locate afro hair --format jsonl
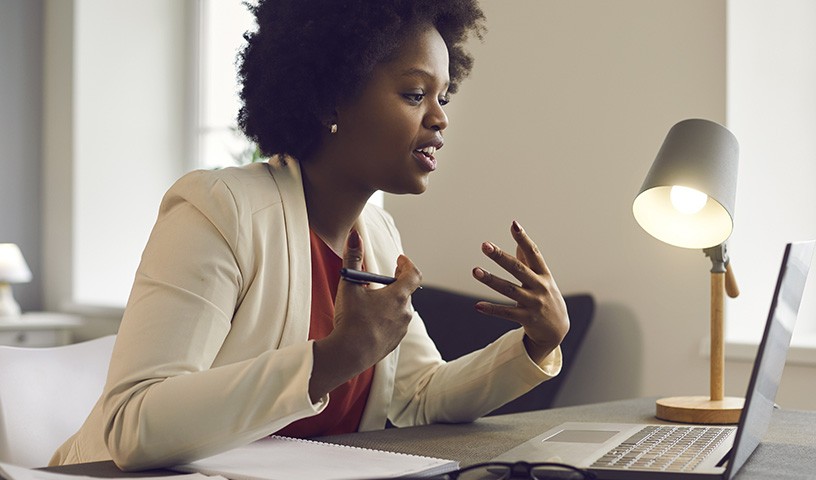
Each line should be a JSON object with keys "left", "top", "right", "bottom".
{"left": 237, "top": 0, "right": 486, "bottom": 161}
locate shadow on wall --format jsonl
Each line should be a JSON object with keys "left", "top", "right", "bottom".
{"left": 552, "top": 301, "right": 644, "bottom": 407}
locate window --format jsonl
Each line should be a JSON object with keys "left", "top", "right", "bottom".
{"left": 53, "top": 0, "right": 381, "bottom": 313}
{"left": 197, "top": 0, "right": 257, "bottom": 170}
{"left": 68, "top": 0, "right": 255, "bottom": 310}
{"left": 69, "top": 0, "right": 189, "bottom": 309}
{"left": 726, "top": 0, "right": 816, "bottom": 347}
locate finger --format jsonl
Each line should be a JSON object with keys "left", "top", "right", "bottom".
{"left": 516, "top": 244, "right": 527, "bottom": 266}
{"left": 342, "top": 229, "right": 364, "bottom": 272}
{"left": 510, "top": 220, "right": 549, "bottom": 276}
{"left": 474, "top": 301, "right": 528, "bottom": 324}
{"left": 472, "top": 267, "right": 533, "bottom": 305}
{"left": 481, "top": 241, "right": 539, "bottom": 288}
{"left": 391, "top": 254, "right": 422, "bottom": 294}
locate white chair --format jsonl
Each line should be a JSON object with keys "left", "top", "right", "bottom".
{"left": 0, "top": 334, "right": 116, "bottom": 467}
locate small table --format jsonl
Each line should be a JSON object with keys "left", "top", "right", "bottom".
{"left": 0, "top": 312, "right": 85, "bottom": 347}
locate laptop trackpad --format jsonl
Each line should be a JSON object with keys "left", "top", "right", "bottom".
{"left": 492, "top": 423, "right": 645, "bottom": 466}
{"left": 544, "top": 430, "right": 620, "bottom": 443}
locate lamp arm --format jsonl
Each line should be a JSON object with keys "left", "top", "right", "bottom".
{"left": 725, "top": 261, "right": 739, "bottom": 298}
{"left": 702, "top": 241, "right": 740, "bottom": 403}
{"left": 710, "top": 272, "right": 725, "bottom": 401}
{"left": 704, "top": 243, "right": 739, "bottom": 298}
{"left": 703, "top": 243, "right": 728, "bottom": 273}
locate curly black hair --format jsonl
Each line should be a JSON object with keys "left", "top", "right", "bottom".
{"left": 237, "top": 0, "right": 486, "bottom": 162}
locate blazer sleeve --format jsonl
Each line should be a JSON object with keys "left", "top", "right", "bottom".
{"left": 100, "top": 171, "right": 325, "bottom": 470}
{"left": 390, "top": 320, "right": 561, "bottom": 426}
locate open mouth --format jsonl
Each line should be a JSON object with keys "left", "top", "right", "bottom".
{"left": 414, "top": 145, "right": 436, "bottom": 160}
{"left": 413, "top": 145, "right": 437, "bottom": 171}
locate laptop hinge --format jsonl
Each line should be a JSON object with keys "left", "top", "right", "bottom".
{"left": 716, "top": 447, "right": 733, "bottom": 468}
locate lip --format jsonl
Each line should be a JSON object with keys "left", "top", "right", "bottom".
{"left": 415, "top": 136, "right": 445, "bottom": 152}
{"left": 412, "top": 149, "right": 437, "bottom": 172}
{"left": 412, "top": 137, "right": 444, "bottom": 172}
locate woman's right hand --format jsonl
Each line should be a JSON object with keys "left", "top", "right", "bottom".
{"left": 309, "top": 230, "right": 421, "bottom": 402}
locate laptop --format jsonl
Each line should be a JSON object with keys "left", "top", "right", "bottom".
{"left": 492, "top": 240, "right": 815, "bottom": 479}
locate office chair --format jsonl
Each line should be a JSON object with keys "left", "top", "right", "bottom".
{"left": 0, "top": 335, "right": 116, "bottom": 467}
{"left": 412, "top": 286, "right": 594, "bottom": 415}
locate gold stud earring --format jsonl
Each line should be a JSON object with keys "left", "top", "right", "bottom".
{"left": 330, "top": 123, "right": 338, "bottom": 134}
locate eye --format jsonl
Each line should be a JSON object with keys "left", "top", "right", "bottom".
{"left": 403, "top": 93, "right": 425, "bottom": 105}
{"left": 439, "top": 95, "right": 450, "bottom": 106}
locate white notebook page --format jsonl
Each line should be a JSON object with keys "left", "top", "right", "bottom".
{"left": 174, "top": 435, "right": 459, "bottom": 480}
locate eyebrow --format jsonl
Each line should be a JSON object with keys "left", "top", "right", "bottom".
{"left": 400, "top": 67, "right": 450, "bottom": 87}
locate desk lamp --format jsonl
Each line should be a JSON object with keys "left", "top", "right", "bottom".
{"left": 0, "top": 243, "right": 33, "bottom": 318}
{"left": 633, "top": 118, "right": 742, "bottom": 424}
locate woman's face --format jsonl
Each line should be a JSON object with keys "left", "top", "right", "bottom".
{"left": 329, "top": 24, "right": 450, "bottom": 196}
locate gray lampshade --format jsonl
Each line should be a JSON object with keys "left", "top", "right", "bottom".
{"left": 633, "top": 119, "right": 739, "bottom": 249}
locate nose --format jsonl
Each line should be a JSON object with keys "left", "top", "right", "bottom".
{"left": 424, "top": 100, "right": 449, "bottom": 132}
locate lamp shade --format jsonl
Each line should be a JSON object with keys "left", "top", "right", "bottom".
{"left": 633, "top": 119, "right": 739, "bottom": 249}
{"left": 0, "top": 244, "right": 32, "bottom": 283}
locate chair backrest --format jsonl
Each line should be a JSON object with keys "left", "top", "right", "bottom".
{"left": 412, "top": 286, "right": 594, "bottom": 415}
{"left": 0, "top": 334, "right": 116, "bottom": 467}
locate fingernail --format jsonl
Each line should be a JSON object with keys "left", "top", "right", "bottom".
{"left": 348, "top": 230, "right": 361, "bottom": 249}
{"left": 472, "top": 267, "right": 485, "bottom": 279}
{"left": 474, "top": 303, "right": 487, "bottom": 313}
{"left": 482, "top": 242, "right": 494, "bottom": 254}
{"left": 512, "top": 220, "right": 522, "bottom": 233}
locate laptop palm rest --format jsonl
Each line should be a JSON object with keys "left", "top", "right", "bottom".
{"left": 493, "top": 422, "right": 646, "bottom": 466}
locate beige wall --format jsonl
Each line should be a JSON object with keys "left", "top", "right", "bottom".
{"left": 386, "top": 0, "right": 814, "bottom": 410}
{"left": 30, "top": 0, "right": 812, "bottom": 409}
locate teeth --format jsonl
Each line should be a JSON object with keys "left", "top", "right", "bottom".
{"left": 416, "top": 146, "right": 436, "bottom": 156}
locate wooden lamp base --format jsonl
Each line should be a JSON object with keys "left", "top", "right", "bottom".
{"left": 656, "top": 396, "right": 744, "bottom": 424}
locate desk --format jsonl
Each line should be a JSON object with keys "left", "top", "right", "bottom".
{"left": 44, "top": 398, "right": 816, "bottom": 479}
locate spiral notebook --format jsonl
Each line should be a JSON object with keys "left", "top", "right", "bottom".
{"left": 173, "top": 435, "right": 458, "bottom": 480}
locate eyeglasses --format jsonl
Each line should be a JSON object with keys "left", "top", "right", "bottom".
{"left": 436, "top": 461, "right": 596, "bottom": 480}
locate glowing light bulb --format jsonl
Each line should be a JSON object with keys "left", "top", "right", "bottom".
{"left": 670, "top": 186, "right": 707, "bottom": 214}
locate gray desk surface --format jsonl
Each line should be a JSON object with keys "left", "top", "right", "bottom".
{"left": 44, "top": 398, "right": 816, "bottom": 479}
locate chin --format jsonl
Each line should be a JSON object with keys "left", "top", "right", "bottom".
{"left": 410, "top": 181, "right": 429, "bottom": 194}
{"left": 384, "top": 176, "right": 430, "bottom": 196}
{"left": 413, "top": 172, "right": 432, "bottom": 193}
{"left": 386, "top": 186, "right": 427, "bottom": 196}
{"left": 408, "top": 178, "right": 431, "bottom": 195}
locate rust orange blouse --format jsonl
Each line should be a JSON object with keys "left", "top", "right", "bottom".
{"left": 275, "top": 230, "right": 375, "bottom": 437}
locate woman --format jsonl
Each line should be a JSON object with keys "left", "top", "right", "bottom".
{"left": 52, "top": 0, "right": 569, "bottom": 471}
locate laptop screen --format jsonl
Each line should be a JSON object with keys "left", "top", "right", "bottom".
{"left": 725, "top": 241, "right": 815, "bottom": 479}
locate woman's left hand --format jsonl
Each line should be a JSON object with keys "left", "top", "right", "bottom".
{"left": 472, "top": 220, "right": 570, "bottom": 363}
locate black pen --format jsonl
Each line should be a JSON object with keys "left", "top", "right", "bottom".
{"left": 339, "top": 268, "right": 422, "bottom": 289}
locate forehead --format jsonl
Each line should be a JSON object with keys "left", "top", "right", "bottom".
{"left": 378, "top": 25, "right": 450, "bottom": 85}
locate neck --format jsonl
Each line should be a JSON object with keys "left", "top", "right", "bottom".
{"left": 300, "top": 155, "right": 373, "bottom": 255}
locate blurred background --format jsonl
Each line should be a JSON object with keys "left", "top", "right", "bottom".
{"left": 1, "top": 0, "right": 814, "bottom": 409}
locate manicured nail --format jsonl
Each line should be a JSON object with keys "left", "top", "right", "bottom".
{"left": 482, "top": 242, "right": 494, "bottom": 254}
{"left": 512, "top": 220, "right": 522, "bottom": 233}
{"left": 348, "top": 230, "right": 361, "bottom": 249}
{"left": 473, "top": 267, "right": 485, "bottom": 279}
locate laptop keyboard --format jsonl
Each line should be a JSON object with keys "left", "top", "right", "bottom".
{"left": 590, "top": 425, "right": 734, "bottom": 472}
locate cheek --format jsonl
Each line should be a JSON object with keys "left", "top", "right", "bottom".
{"left": 348, "top": 100, "right": 416, "bottom": 146}
{"left": 372, "top": 112, "right": 417, "bottom": 153}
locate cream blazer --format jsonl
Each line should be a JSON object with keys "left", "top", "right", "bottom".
{"left": 51, "top": 159, "right": 561, "bottom": 470}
